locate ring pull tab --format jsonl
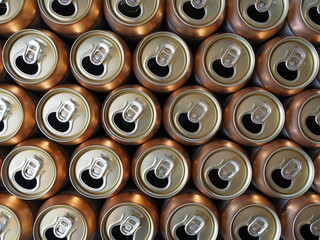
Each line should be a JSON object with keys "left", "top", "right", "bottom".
{"left": 56, "top": 100, "right": 77, "bottom": 123}
{"left": 125, "top": 0, "right": 141, "bottom": 7}
{"left": 0, "top": 98, "right": 10, "bottom": 122}
{"left": 89, "top": 156, "right": 108, "bottom": 179}
{"left": 251, "top": 103, "right": 272, "bottom": 125}
{"left": 0, "top": 212, "right": 11, "bottom": 233}
{"left": 190, "top": 0, "right": 207, "bottom": 9}
{"left": 221, "top": 44, "right": 242, "bottom": 68}
{"left": 248, "top": 217, "right": 269, "bottom": 237}
{"left": 281, "top": 159, "right": 302, "bottom": 180}
{"left": 185, "top": 216, "right": 205, "bottom": 236}
{"left": 53, "top": 215, "right": 74, "bottom": 239}
{"left": 311, "top": 218, "right": 320, "bottom": 236}
{"left": 21, "top": 157, "right": 42, "bottom": 180}
{"left": 58, "top": 0, "right": 72, "bottom": 6}
{"left": 187, "top": 101, "right": 208, "bottom": 123}
{"left": 120, "top": 216, "right": 140, "bottom": 236}
{"left": 218, "top": 160, "right": 240, "bottom": 181}
{"left": 285, "top": 48, "right": 306, "bottom": 71}
{"left": 122, "top": 101, "right": 143, "bottom": 123}
{"left": 154, "top": 157, "right": 174, "bottom": 179}
{"left": 23, "top": 40, "right": 41, "bottom": 65}
{"left": 90, "top": 41, "right": 111, "bottom": 66}
{"left": 156, "top": 44, "right": 176, "bottom": 67}
{"left": 255, "top": 0, "right": 272, "bottom": 12}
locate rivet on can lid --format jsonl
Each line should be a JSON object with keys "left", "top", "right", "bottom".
{"left": 255, "top": 0, "right": 272, "bottom": 12}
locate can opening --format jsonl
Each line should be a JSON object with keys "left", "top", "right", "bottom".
{"left": 51, "top": 0, "right": 76, "bottom": 17}
{"left": 45, "top": 228, "right": 68, "bottom": 240}
{"left": 308, "top": 6, "right": 320, "bottom": 25}
{"left": 0, "top": 2, "right": 7, "bottom": 16}
{"left": 0, "top": 121, "right": 4, "bottom": 133}
{"left": 146, "top": 170, "right": 169, "bottom": 188}
{"left": 118, "top": 0, "right": 141, "bottom": 18}
{"left": 208, "top": 169, "right": 229, "bottom": 189}
{"left": 15, "top": 56, "right": 39, "bottom": 75}
{"left": 147, "top": 58, "right": 170, "bottom": 77}
{"left": 212, "top": 59, "right": 235, "bottom": 78}
{"left": 111, "top": 225, "right": 134, "bottom": 240}
{"left": 182, "top": 1, "right": 205, "bottom": 20}
{"left": 238, "top": 226, "right": 259, "bottom": 240}
{"left": 178, "top": 113, "right": 200, "bottom": 133}
{"left": 306, "top": 115, "right": 320, "bottom": 135}
{"left": 271, "top": 169, "right": 292, "bottom": 188}
{"left": 81, "top": 57, "right": 105, "bottom": 76}
{"left": 175, "top": 226, "right": 197, "bottom": 240}
{"left": 80, "top": 169, "right": 104, "bottom": 189}
{"left": 241, "top": 114, "right": 263, "bottom": 134}
{"left": 48, "top": 112, "right": 70, "bottom": 133}
{"left": 276, "top": 62, "right": 298, "bottom": 81}
{"left": 247, "top": 5, "right": 270, "bottom": 23}
{"left": 14, "top": 170, "right": 37, "bottom": 189}
{"left": 300, "top": 224, "right": 319, "bottom": 240}
{"left": 114, "top": 113, "right": 136, "bottom": 132}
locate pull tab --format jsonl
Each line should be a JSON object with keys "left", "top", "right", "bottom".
{"left": 53, "top": 215, "right": 74, "bottom": 238}
{"left": 218, "top": 160, "right": 240, "bottom": 181}
{"left": 255, "top": 0, "right": 272, "bottom": 12}
{"left": 154, "top": 157, "right": 174, "bottom": 179}
{"left": 90, "top": 41, "right": 111, "bottom": 66}
{"left": 251, "top": 103, "right": 272, "bottom": 125}
{"left": 285, "top": 48, "right": 306, "bottom": 71}
{"left": 122, "top": 101, "right": 143, "bottom": 123}
{"left": 310, "top": 218, "right": 320, "bottom": 236}
{"left": 248, "top": 217, "right": 269, "bottom": 237}
{"left": 0, "top": 99, "right": 10, "bottom": 122}
{"left": 221, "top": 45, "right": 242, "bottom": 68}
{"left": 185, "top": 216, "right": 205, "bottom": 236}
{"left": 89, "top": 157, "right": 108, "bottom": 179}
{"left": 156, "top": 44, "right": 176, "bottom": 67}
{"left": 125, "top": 0, "right": 141, "bottom": 7}
{"left": 58, "top": 0, "right": 72, "bottom": 5}
{"left": 190, "top": 0, "right": 207, "bottom": 9}
{"left": 0, "top": 212, "right": 10, "bottom": 233}
{"left": 56, "top": 100, "right": 77, "bottom": 123}
{"left": 187, "top": 101, "right": 208, "bottom": 124}
{"left": 281, "top": 159, "right": 302, "bottom": 180}
{"left": 21, "top": 157, "right": 42, "bottom": 180}
{"left": 23, "top": 40, "right": 41, "bottom": 65}
{"left": 120, "top": 216, "right": 140, "bottom": 236}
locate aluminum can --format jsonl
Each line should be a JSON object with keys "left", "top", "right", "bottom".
{"left": 314, "top": 151, "right": 320, "bottom": 193}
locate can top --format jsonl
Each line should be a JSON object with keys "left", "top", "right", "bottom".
{"left": 237, "top": 0, "right": 288, "bottom": 30}
{"left": 71, "top": 31, "right": 127, "bottom": 85}
{"left": 171, "top": 0, "right": 225, "bottom": 27}
{"left": 0, "top": 205, "right": 20, "bottom": 240}
{"left": 301, "top": 0, "right": 320, "bottom": 33}
{"left": 264, "top": 146, "right": 314, "bottom": 198}
{"left": 3, "top": 30, "right": 58, "bottom": 84}
{"left": 38, "top": 0, "right": 92, "bottom": 24}
{"left": 2, "top": 146, "right": 56, "bottom": 200}
{"left": 233, "top": 89, "right": 284, "bottom": 143}
{"left": 70, "top": 145, "right": 124, "bottom": 199}
{"left": 34, "top": 205, "right": 87, "bottom": 240}
{"left": 269, "top": 37, "right": 319, "bottom": 89}
{"left": 202, "top": 33, "right": 255, "bottom": 87}
{"left": 0, "top": 88, "right": 23, "bottom": 142}
{"left": 0, "top": 0, "right": 23, "bottom": 24}
{"left": 36, "top": 88, "right": 91, "bottom": 143}
{"left": 106, "top": 0, "right": 161, "bottom": 25}
{"left": 135, "top": 32, "right": 191, "bottom": 86}
{"left": 101, "top": 202, "right": 155, "bottom": 240}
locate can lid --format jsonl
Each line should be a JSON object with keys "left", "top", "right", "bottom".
{"left": 237, "top": 0, "right": 288, "bottom": 30}
{"left": 269, "top": 37, "right": 319, "bottom": 89}
{"left": 234, "top": 89, "right": 284, "bottom": 143}
{"left": 0, "top": 205, "right": 20, "bottom": 240}
{"left": 202, "top": 33, "right": 255, "bottom": 87}
{"left": 0, "top": 0, "right": 23, "bottom": 24}
{"left": 134, "top": 145, "right": 189, "bottom": 198}
{"left": 172, "top": 0, "right": 225, "bottom": 27}
{"left": 101, "top": 203, "right": 154, "bottom": 240}
{"left": 0, "top": 88, "right": 23, "bottom": 143}
{"left": 38, "top": 0, "right": 92, "bottom": 24}
{"left": 106, "top": 0, "right": 160, "bottom": 25}
{"left": 3, "top": 30, "right": 58, "bottom": 84}
{"left": 70, "top": 145, "right": 124, "bottom": 198}
{"left": 36, "top": 88, "right": 91, "bottom": 143}
{"left": 2, "top": 146, "right": 56, "bottom": 200}
{"left": 135, "top": 32, "right": 191, "bottom": 86}
{"left": 71, "top": 31, "right": 126, "bottom": 86}
{"left": 301, "top": 0, "right": 320, "bottom": 33}
{"left": 34, "top": 205, "right": 87, "bottom": 240}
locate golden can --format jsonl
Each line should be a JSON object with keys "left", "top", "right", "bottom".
{"left": 33, "top": 192, "right": 97, "bottom": 240}
{"left": 255, "top": 36, "right": 319, "bottom": 96}
{"left": 102, "top": 84, "right": 161, "bottom": 145}
{"left": 280, "top": 192, "right": 320, "bottom": 239}
{"left": 0, "top": 192, "right": 34, "bottom": 240}
{"left": 69, "top": 137, "right": 130, "bottom": 199}
{"left": 133, "top": 31, "right": 192, "bottom": 93}
{"left": 193, "top": 139, "right": 252, "bottom": 200}
{"left": 225, "top": 0, "right": 289, "bottom": 42}
{"left": 1, "top": 138, "right": 68, "bottom": 200}
{"left": 314, "top": 151, "right": 320, "bottom": 193}
{"left": 99, "top": 191, "right": 159, "bottom": 240}
{"left": 221, "top": 192, "right": 281, "bottom": 240}
{"left": 252, "top": 139, "right": 314, "bottom": 199}
{"left": 38, "top": 0, "right": 102, "bottom": 38}
{"left": 103, "top": 0, "right": 165, "bottom": 38}
{"left": 2, "top": 29, "right": 69, "bottom": 91}
{"left": 163, "top": 85, "right": 222, "bottom": 145}
{"left": 195, "top": 33, "right": 255, "bottom": 94}
{"left": 284, "top": 89, "right": 320, "bottom": 148}
{"left": 132, "top": 138, "right": 191, "bottom": 199}
{"left": 0, "top": 84, "right": 37, "bottom": 145}
{"left": 36, "top": 84, "right": 100, "bottom": 145}
{"left": 223, "top": 87, "right": 285, "bottom": 146}
{"left": 166, "top": 0, "right": 226, "bottom": 40}
{"left": 160, "top": 191, "right": 219, "bottom": 240}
